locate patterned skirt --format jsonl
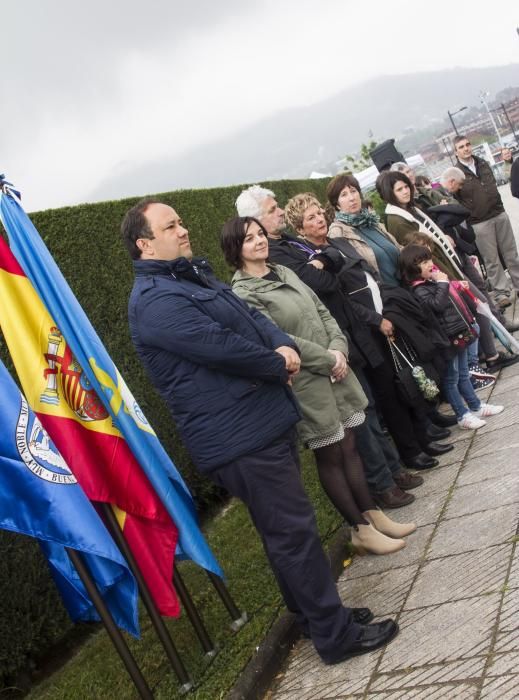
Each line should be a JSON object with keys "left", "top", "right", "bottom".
{"left": 306, "top": 411, "right": 366, "bottom": 450}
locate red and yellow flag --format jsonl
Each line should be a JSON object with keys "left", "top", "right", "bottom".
{"left": 0, "top": 237, "right": 179, "bottom": 615}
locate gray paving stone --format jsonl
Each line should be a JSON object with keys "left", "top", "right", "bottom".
{"left": 369, "top": 657, "right": 485, "bottom": 692}
{"left": 477, "top": 399, "right": 519, "bottom": 435}
{"left": 499, "top": 359, "right": 519, "bottom": 378}
{"left": 481, "top": 674, "right": 519, "bottom": 699}
{"left": 378, "top": 595, "right": 500, "bottom": 671}
{"left": 443, "top": 427, "right": 475, "bottom": 445}
{"left": 498, "top": 588, "right": 519, "bottom": 633}
{"left": 338, "top": 563, "right": 418, "bottom": 616}
{"left": 387, "top": 487, "right": 448, "bottom": 528}
{"left": 344, "top": 525, "right": 434, "bottom": 581}
{"left": 444, "top": 472, "right": 519, "bottom": 519}
{"left": 434, "top": 437, "right": 472, "bottom": 467}
{"left": 491, "top": 374, "right": 519, "bottom": 397}
{"left": 469, "top": 423, "right": 519, "bottom": 459}
{"left": 366, "top": 682, "right": 478, "bottom": 698}
{"left": 457, "top": 447, "right": 517, "bottom": 487}
{"left": 493, "top": 586, "right": 519, "bottom": 658}
{"left": 508, "top": 545, "right": 519, "bottom": 589}
{"left": 405, "top": 546, "right": 510, "bottom": 609}
{"left": 483, "top": 388, "right": 519, "bottom": 411}
{"left": 486, "top": 651, "right": 518, "bottom": 676}
{"left": 272, "top": 636, "right": 380, "bottom": 697}
{"left": 494, "top": 627, "right": 519, "bottom": 655}
{"left": 413, "top": 462, "right": 461, "bottom": 497}
{"left": 428, "top": 505, "right": 517, "bottom": 558}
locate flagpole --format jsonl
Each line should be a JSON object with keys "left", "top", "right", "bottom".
{"left": 172, "top": 569, "right": 216, "bottom": 657}
{"left": 206, "top": 572, "right": 248, "bottom": 631}
{"left": 65, "top": 548, "right": 153, "bottom": 700}
{"left": 99, "top": 503, "right": 193, "bottom": 693}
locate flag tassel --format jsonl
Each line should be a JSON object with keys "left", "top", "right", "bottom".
{"left": 99, "top": 503, "right": 193, "bottom": 693}
{"left": 173, "top": 569, "right": 216, "bottom": 658}
{"left": 65, "top": 547, "right": 153, "bottom": 700}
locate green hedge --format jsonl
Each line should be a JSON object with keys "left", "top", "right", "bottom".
{"left": 0, "top": 530, "right": 73, "bottom": 689}
{"left": 0, "top": 177, "right": 331, "bottom": 686}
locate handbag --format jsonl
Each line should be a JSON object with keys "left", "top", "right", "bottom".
{"left": 388, "top": 338, "right": 440, "bottom": 404}
{"left": 448, "top": 295, "right": 478, "bottom": 350}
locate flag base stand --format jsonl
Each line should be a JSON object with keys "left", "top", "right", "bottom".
{"left": 206, "top": 571, "right": 248, "bottom": 632}
{"left": 178, "top": 681, "right": 194, "bottom": 695}
{"left": 230, "top": 611, "right": 248, "bottom": 632}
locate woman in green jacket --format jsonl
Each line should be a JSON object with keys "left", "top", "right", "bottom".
{"left": 220, "top": 216, "right": 415, "bottom": 555}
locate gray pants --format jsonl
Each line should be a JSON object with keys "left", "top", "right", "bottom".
{"left": 473, "top": 211, "right": 519, "bottom": 300}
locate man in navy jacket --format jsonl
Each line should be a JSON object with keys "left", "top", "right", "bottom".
{"left": 122, "top": 199, "right": 398, "bottom": 665}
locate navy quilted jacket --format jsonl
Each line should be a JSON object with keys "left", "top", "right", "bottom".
{"left": 128, "top": 257, "right": 301, "bottom": 472}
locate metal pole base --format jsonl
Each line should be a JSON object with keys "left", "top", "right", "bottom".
{"left": 178, "top": 681, "right": 194, "bottom": 695}
{"left": 230, "top": 611, "right": 248, "bottom": 632}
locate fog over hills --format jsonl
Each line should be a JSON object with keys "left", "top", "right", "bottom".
{"left": 91, "top": 63, "right": 519, "bottom": 201}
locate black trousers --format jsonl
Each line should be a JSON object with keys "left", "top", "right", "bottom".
{"left": 209, "top": 431, "right": 360, "bottom": 663}
{"left": 364, "top": 333, "right": 430, "bottom": 461}
{"left": 353, "top": 366, "right": 403, "bottom": 492}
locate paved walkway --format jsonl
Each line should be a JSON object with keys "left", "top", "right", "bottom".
{"left": 271, "top": 192, "right": 519, "bottom": 699}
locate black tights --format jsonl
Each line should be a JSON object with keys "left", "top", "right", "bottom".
{"left": 313, "top": 428, "right": 376, "bottom": 527}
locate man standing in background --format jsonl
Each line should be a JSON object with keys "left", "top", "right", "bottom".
{"left": 453, "top": 135, "right": 519, "bottom": 309}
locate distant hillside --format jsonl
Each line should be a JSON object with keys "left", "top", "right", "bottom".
{"left": 91, "top": 63, "right": 519, "bottom": 201}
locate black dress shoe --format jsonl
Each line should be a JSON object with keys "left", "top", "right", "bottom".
{"left": 404, "top": 452, "right": 439, "bottom": 470}
{"left": 301, "top": 607, "right": 374, "bottom": 638}
{"left": 323, "top": 619, "right": 399, "bottom": 665}
{"left": 393, "top": 469, "right": 424, "bottom": 490}
{"left": 422, "top": 441, "right": 454, "bottom": 456}
{"left": 485, "top": 352, "right": 519, "bottom": 372}
{"left": 430, "top": 412, "right": 458, "bottom": 427}
{"left": 504, "top": 322, "right": 519, "bottom": 333}
{"left": 426, "top": 424, "right": 451, "bottom": 440}
{"left": 374, "top": 485, "right": 415, "bottom": 509}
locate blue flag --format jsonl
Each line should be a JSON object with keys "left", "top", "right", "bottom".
{"left": 0, "top": 183, "right": 222, "bottom": 578}
{"left": 0, "top": 359, "right": 139, "bottom": 636}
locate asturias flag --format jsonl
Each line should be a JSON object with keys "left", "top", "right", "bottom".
{"left": 0, "top": 359, "right": 139, "bottom": 636}
{"left": 0, "top": 231, "right": 180, "bottom": 616}
{"left": 0, "top": 184, "right": 222, "bottom": 579}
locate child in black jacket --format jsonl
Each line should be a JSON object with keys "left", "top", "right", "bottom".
{"left": 400, "top": 245, "right": 504, "bottom": 430}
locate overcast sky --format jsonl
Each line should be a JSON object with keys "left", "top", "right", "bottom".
{"left": 1, "top": 0, "right": 518, "bottom": 212}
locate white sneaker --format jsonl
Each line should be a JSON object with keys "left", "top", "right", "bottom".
{"left": 458, "top": 412, "right": 486, "bottom": 430}
{"left": 474, "top": 403, "right": 504, "bottom": 418}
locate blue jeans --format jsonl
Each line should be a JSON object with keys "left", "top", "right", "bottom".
{"left": 442, "top": 347, "right": 482, "bottom": 420}
{"left": 467, "top": 323, "right": 480, "bottom": 366}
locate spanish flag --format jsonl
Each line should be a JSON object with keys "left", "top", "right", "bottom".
{"left": 0, "top": 231, "right": 180, "bottom": 616}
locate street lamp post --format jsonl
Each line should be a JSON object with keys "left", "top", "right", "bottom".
{"left": 501, "top": 102, "right": 518, "bottom": 143}
{"left": 441, "top": 136, "right": 455, "bottom": 165}
{"left": 480, "top": 91, "right": 503, "bottom": 146}
{"left": 447, "top": 106, "right": 468, "bottom": 136}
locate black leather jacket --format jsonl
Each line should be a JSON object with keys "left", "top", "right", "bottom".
{"left": 455, "top": 155, "right": 504, "bottom": 224}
